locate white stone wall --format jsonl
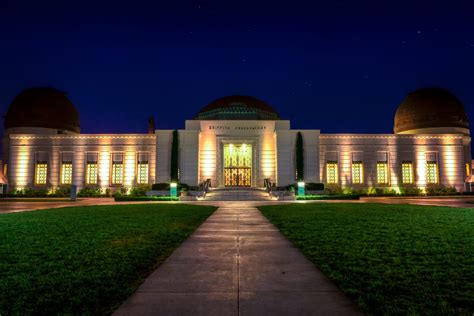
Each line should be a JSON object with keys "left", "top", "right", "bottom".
{"left": 320, "top": 134, "right": 468, "bottom": 191}
{"left": 179, "top": 130, "right": 200, "bottom": 186}
{"left": 275, "top": 130, "right": 320, "bottom": 186}
{"left": 8, "top": 134, "right": 156, "bottom": 191}
{"left": 5, "top": 124, "right": 471, "bottom": 192}
{"left": 155, "top": 130, "right": 173, "bottom": 183}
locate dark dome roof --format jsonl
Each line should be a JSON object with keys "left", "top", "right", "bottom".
{"left": 394, "top": 87, "right": 469, "bottom": 134}
{"left": 4, "top": 87, "right": 80, "bottom": 133}
{"left": 195, "top": 95, "right": 280, "bottom": 120}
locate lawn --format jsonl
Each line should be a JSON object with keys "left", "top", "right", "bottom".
{"left": 259, "top": 203, "right": 474, "bottom": 315}
{"left": 0, "top": 204, "right": 216, "bottom": 315}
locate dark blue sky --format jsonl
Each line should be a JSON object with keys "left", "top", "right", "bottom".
{"left": 0, "top": 0, "right": 473, "bottom": 136}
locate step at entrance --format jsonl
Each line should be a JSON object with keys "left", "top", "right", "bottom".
{"left": 204, "top": 188, "right": 272, "bottom": 201}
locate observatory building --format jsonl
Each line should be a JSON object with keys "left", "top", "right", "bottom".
{"left": 1, "top": 87, "right": 472, "bottom": 193}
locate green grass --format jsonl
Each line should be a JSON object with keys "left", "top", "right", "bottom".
{"left": 259, "top": 203, "right": 474, "bottom": 315}
{"left": 0, "top": 204, "right": 216, "bottom": 315}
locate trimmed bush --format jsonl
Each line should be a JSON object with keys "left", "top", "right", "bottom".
{"left": 295, "top": 132, "right": 304, "bottom": 181}
{"left": 129, "top": 185, "right": 151, "bottom": 196}
{"left": 305, "top": 182, "right": 324, "bottom": 190}
{"left": 151, "top": 183, "right": 169, "bottom": 190}
{"left": 77, "top": 186, "right": 103, "bottom": 197}
{"left": 114, "top": 196, "right": 179, "bottom": 202}
{"left": 170, "top": 130, "right": 179, "bottom": 181}
{"left": 297, "top": 194, "right": 360, "bottom": 200}
{"left": 151, "top": 183, "right": 190, "bottom": 192}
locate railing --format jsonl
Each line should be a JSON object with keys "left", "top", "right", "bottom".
{"left": 264, "top": 178, "right": 274, "bottom": 192}
{"left": 200, "top": 178, "right": 212, "bottom": 192}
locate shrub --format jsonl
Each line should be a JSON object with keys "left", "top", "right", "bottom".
{"left": 129, "top": 185, "right": 151, "bottom": 196}
{"left": 399, "top": 186, "right": 423, "bottom": 196}
{"left": 151, "top": 183, "right": 190, "bottom": 192}
{"left": 295, "top": 132, "right": 304, "bottom": 181}
{"left": 152, "top": 183, "right": 169, "bottom": 190}
{"left": 50, "top": 187, "right": 71, "bottom": 197}
{"left": 297, "top": 194, "right": 359, "bottom": 200}
{"left": 426, "top": 185, "right": 458, "bottom": 196}
{"left": 178, "top": 183, "right": 190, "bottom": 192}
{"left": 114, "top": 196, "right": 179, "bottom": 202}
{"left": 305, "top": 183, "right": 324, "bottom": 191}
{"left": 326, "top": 186, "right": 343, "bottom": 195}
{"left": 77, "top": 186, "right": 103, "bottom": 197}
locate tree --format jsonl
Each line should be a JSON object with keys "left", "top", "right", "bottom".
{"left": 170, "top": 130, "right": 179, "bottom": 181}
{"left": 296, "top": 131, "right": 304, "bottom": 181}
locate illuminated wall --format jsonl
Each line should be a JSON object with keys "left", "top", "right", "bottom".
{"left": 320, "top": 134, "right": 467, "bottom": 191}
{"left": 199, "top": 130, "right": 217, "bottom": 184}
{"left": 7, "top": 135, "right": 156, "bottom": 192}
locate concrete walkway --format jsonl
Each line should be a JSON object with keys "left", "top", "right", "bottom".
{"left": 114, "top": 202, "right": 361, "bottom": 316}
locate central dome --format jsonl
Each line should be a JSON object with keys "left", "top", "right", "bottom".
{"left": 195, "top": 95, "right": 280, "bottom": 120}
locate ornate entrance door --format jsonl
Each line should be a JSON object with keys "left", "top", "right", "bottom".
{"left": 224, "top": 144, "right": 252, "bottom": 187}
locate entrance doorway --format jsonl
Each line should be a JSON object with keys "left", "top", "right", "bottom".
{"left": 223, "top": 144, "right": 252, "bottom": 187}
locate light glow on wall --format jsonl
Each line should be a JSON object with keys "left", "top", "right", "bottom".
{"left": 124, "top": 151, "right": 136, "bottom": 187}
{"left": 260, "top": 133, "right": 275, "bottom": 179}
{"left": 15, "top": 146, "right": 30, "bottom": 188}
{"left": 99, "top": 151, "right": 110, "bottom": 188}
{"left": 416, "top": 147, "right": 427, "bottom": 189}
{"left": 441, "top": 147, "right": 458, "bottom": 186}
{"left": 199, "top": 133, "right": 216, "bottom": 181}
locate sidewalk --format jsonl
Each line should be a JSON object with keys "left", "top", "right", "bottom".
{"left": 113, "top": 202, "right": 361, "bottom": 315}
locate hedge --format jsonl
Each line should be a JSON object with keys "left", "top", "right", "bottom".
{"left": 114, "top": 196, "right": 179, "bottom": 202}
{"left": 296, "top": 194, "right": 360, "bottom": 200}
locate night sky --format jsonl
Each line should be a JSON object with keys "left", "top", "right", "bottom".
{"left": 0, "top": 1, "right": 473, "bottom": 139}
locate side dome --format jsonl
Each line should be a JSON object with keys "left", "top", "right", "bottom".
{"left": 4, "top": 87, "right": 80, "bottom": 133}
{"left": 394, "top": 88, "right": 469, "bottom": 135}
{"left": 195, "top": 95, "right": 280, "bottom": 120}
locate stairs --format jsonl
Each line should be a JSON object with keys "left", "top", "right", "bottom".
{"left": 204, "top": 187, "right": 272, "bottom": 201}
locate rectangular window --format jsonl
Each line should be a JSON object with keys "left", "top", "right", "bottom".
{"left": 426, "top": 153, "right": 438, "bottom": 184}
{"left": 427, "top": 162, "right": 439, "bottom": 184}
{"left": 376, "top": 163, "right": 389, "bottom": 184}
{"left": 466, "top": 163, "right": 471, "bottom": 177}
{"left": 86, "top": 153, "right": 98, "bottom": 185}
{"left": 111, "top": 153, "right": 123, "bottom": 185}
{"left": 61, "top": 163, "right": 73, "bottom": 185}
{"left": 34, "top": 152, "right": 48, "bottom": 185}
{"left": 352, "top": 162, "right": 363, "bottom": 184}
{"left": 326, "top": 162, "right": 338, "bottom": 184}
{"left": 60, "top": 152, "right": 73, "bottom": 185}
{"left": 376, "top": 152, "right": 389, "bottom": 185}
{"left": 402, "top": 162, "right": 414, "bottom": 184}
{"left": 35, "top": 162, "right": 48, "bottom": 185}
{"left": 137, "top": 152, "right": 149, "bottom": 184}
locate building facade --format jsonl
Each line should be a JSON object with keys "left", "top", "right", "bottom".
{"left": 1, "top": 87, "right": 472, "bottom": 193}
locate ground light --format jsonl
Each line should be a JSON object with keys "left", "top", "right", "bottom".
{"left": 297, "top": 181, "right": 305, "bottom": 196}
{"left": 169, "top": 182, "right": 178, "bottom": 197}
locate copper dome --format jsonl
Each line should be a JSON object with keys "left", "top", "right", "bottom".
{"left": 4, "top": 87, "right": 80, "bottom": 133}
{"left": 394, "top": 88, "right": 469, "bottom": 134}
{"left": 195, "top": 95, "right": 280, "bottom": 120}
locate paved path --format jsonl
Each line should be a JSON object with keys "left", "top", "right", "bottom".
{"left": 114, "top": 203, "right": 361, "bottom": 316}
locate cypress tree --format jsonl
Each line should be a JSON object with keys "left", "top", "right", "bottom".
{"left": 296, "top": 131, "right": 304, "bottom": 181}
{"left": 170, "top": 130, "right": 179, "bottom": 181}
